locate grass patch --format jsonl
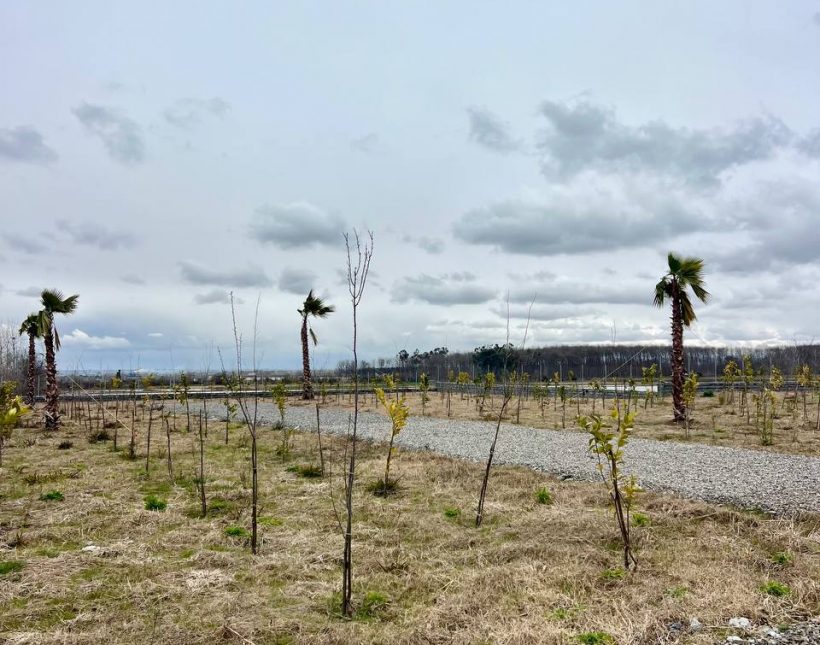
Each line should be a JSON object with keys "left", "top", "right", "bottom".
{"left": 0, "top": 561, "right": 24, "bottom": 576}
{"left": 143, "top": 494, "right": 167, "bottom": 511}
{"left": 535, "top": 486, "right": 552, "bottom": 505}
{"left": 577, "top": 632, "right": 614, "bottom": 645}
{"left": 356, "top": 591, "right": 390, "bottom": 620}
{"left": 57, "top": 440, "right": 73, "bottom": 450}
{"left": 443, "top": 506, "right": 461, "bottom": 519}
{"left": 39, "top": 490, "right": 64, "bottom": 502}
{"left": 770, "top": 551, "right": 793, "bottom": 565}
{"left": 225, "top": 525, "right": 251, "bottom": 539}
{"left": 631, "top": 512, "right": 650, "bottom": 527}
{"left": 601, "top": 567, "right": 626, "bottom": 581}
{"left": 760, "top": 580, "right": 791, "bottom": 597}
{"left": 366, "top": 478, "right": 400, "bottom": 497}
{"left": 287, "top": 464, "right": 323, "bottom": 478}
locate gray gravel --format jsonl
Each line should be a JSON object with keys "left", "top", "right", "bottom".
{"left": 249, "top": 403, "right": 820, "bottom": 516}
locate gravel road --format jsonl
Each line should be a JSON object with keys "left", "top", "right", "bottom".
{"left": 244, "top": 403, "right": 819, "bottom": 516}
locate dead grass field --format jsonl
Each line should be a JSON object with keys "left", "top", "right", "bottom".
{"left": 306, "top": 388, "right": 820, "bottom": 456}
{"left": 1, "top": 405, "right": 818, "bottom": 644}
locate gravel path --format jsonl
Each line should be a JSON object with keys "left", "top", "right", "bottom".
{"left": 249, "top": 403, "right": 820, "bottom": 516}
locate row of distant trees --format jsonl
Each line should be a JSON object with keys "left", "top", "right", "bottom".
{"left": 341, "top": 342, "right": 819, "bottom": 384}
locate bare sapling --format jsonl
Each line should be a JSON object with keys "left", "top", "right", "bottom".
{"left": 197, "top": 411, "right": 207, "bottom": 517}
{"left": 272, "top": 382, "right": 290, "bottom": 460}
{"left": 164, "top": 414, "right": 174, "bottom": 482}
{"left": 579, "top": 405, "right": 641, "bottom": 570}
{"left": 682, "top": 372, "right": 698, "bottom": 438}
{"left": 143, "top": 376, "right": 154, "bottom": 475}
{"left": 225, "top": 293, "right": 263, "bottom": 554}
{"left": 641, "top": 364, "right": 657, "bottom": 409}
{"left": 341, "top": 229, "right": 374, "bottom": 617}
{"left": 419, "top": 372, "right": 430, "bottom": 416}
{"left": 475, "top": 295, "right": 534, "bottom": 528}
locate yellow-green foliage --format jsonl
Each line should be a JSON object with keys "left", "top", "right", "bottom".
{"left": 272, "top": 383, "right": 287, "bottom": 422}
{"left": 375, "top": 388, "right": 409, "bottom": 438}
{"left": 1, "top": 383, "right": 30, "bottom": 430}
{"left": 683, "top": 372, "right": 698, "bottom": 407}
{"left": 768, "top": 367, "right": 784, "bottom": 392}
{"left": 456, "top": 372, "right": 471, "bottom": 386}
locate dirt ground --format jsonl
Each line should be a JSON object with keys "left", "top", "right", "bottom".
{"left": 302, "top": 387, "right": 820, "bottom": 456}
{"left": 0, "top": 402, "right": 818, "bottom": 644}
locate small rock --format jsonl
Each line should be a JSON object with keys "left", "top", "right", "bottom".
{"left": 689, "top": 617, "right": 703, "bottom": 632}
{"left": 725, "top": 637, "right": 744, "bottom": 644}
{"left": 81, "top": 545, "right": 103, "bottom": 554}
{"left": 729, "top": 617, "right": 753, "bottom": 630}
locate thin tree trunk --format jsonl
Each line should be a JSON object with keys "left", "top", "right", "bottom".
{"left": 476, "top": 395, "right": 511, "bottom": 527}
{"left": 316, "top": 403, "right": 325, "bottom": 476}
{"left": 164, "top": 416, "right": 174, "bottom": 482}
{"left": 145, "top": 406, "right": 153, "bottom": 474}
{"left": 198, "top": 412, "right": 207, "bottom": 517}
{"left": 342, "top": 308, "right": 358, "bottom": 617}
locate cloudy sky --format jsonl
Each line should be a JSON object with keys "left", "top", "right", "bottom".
{"left": 2, "top": 2, "right": 819, "bottom": 372}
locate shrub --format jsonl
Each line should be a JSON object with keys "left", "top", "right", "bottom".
{"left": 443, "top": 507, "right": 461, "bottom": 519}
{"left": 57, "top": 440, "right": 73, "bottom": 450}
{"left": 535, "top": 487, "right": 553, "bottom": 505}
{"left": 88, "top": 429, "right": 110, "bottom": 443}
{"left": 144, "top": 494, "right": 167, "bottom": 511}
{"left": 366, "top": 477, "right": 399, "bottom": 497}
{"left": 0, "top": 560, "right": 24, "bottom": 576}
{"left": 702, "top": 390, "right": 715, "bottom": 398}
{"left": 39, "top": 490, "right": 64, "bottom": 502}
{"left": 760, "top": 580, "right": 791, "bottom": 597}
{"left": 288, "top": 464, "right": 323, "bottom": 478}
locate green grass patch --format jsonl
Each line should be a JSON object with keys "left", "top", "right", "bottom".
{"left": 601, "top": 567, "right": 626, "bottom": 581}
{"left": 631, "top": 512, "right": 650, "bottom": 527}
{"left": 225, "top": 525, "right": 251, "bottom": 539}
{"left": 770, "top": 551, "right": 793, "bottom": 565}
{"left": 144, "top": 494, "right": 167, "bottom": 511}
{"left": 0, "top": 561, "right": 24, "bottom": 576}
{"left": 577, "top": 632, "right": 614, "bottom": 645}
{"left": 535, "top": 487, "right": 552, "bottom": 505}
{"left": 443, "top": 507, "right": 461, "bottom": 519}
{"left": 259, "top": 516, "right": 283, "bottom": 527}
{"left": 39, "top": 490, "right": 64, "bottom": 502}
{"left": 356, "top": 591, "right": 390, "bottom": 620}
{"left": 760, "top": 580, "right": 791, "bottom": 597}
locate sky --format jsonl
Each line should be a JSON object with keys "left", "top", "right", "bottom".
{"left": 1, "top": 2, "right": 819, "bottom": 372}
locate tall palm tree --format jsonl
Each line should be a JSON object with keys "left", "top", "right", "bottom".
{"left": 38, "top": 289, "right": 79, "bottom": 430}
{"left": 298, "top": 290, "right": 334, "bottom": 400}
{"left": 654, "top": 253, "right": 709, "bottom": 423}
{"left": 18, "top": 313, "right": 42, "bottom": 407}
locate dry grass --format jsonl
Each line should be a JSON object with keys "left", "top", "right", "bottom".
{"left": 309, "top": 388, "right": 820, "bottom": 456}
{"left": 0, "top": 403, "right": 818, "bottom": 644}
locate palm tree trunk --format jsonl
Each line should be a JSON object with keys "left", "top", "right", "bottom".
{"left": 26, "top": 332, "right": 36, "bottom": 407}
{"left": 301, "top": 315, "right": 313, "bottom": 400}
{"left": 671, "top": 286, "right": 686, "bottom": 423}
{"left": 43, "top": 326, "right": 59, "bottom": 430}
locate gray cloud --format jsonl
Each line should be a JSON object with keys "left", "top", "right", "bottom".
{"left": 393, "top": 272, "right": 496, "bottom": 305}
{"left": 453, "top": 179, "right": 705, "bottom": 255}
{"left": 350, "top": 132, "right": 380, "bottom": 153}
{"left": 179, "top": 260, "right": 272, "bottom": 288}
{"left": 5, "top": 234, "right": 47, "bottom": 255}
{"left": 492, "top": 303, "right": 599, "bottom": 322}
{"left": 249, "top": 202, "right": 345, "bottom": 249}
{"left": 120, "top": 274, "right": 146, "bottom": 285}
{"left": 278, "top": 268, "right": 317, "bottom": 295}
{"left": 193, "top": 289, "right": 236, "bottom": 305}
{"left": 467, "top": 107, "right": 520, "bottom": 153}
{"left": 163, "top": 97, "right": 230, "bottom": 128}
{"left": 714, "top": 180, "right": 820, "bottom": 272}
{"left": 73, "top": 102, "right": 145, "bottom": 164}
{"left": 56, "top": 219, "right": 137, "bottom": 250}
{"left": 537, "top": 99, "right": 793, "bottom": 186}
{"left": 14, "top": 286, "right": 42, "bottom": 297}
{"left": 402, "top": 234, "right": 444, "bottom": 254}
{"left": 0, "top": 126, "right": 58, "bottom": 164}
{"left": 507, "top": 276, "right": 646, "bottom": 306}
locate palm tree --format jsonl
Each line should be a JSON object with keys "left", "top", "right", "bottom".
{"left": 38, "top": 289, "right": 79, "bottom": 429}
{"left": 18, "top": 313, "right": 42, "bottom": 407}
{"left": 654, "top": 253, "right": 709, "bottom": 423}
{"left": 298, "top": 290, "right": 334, "bottom": 400}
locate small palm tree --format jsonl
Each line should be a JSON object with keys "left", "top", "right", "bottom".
{"left": 18, "top": 313, "right": 42, "bottom": 407}
{"left": 298, "top": 290, "right": 334, "bottom": 400}
{"left": 654, "top": 253, "right": 709, "bottom": 423}
{"left": 38, "top": 289, "right": 79, "bottom": 429}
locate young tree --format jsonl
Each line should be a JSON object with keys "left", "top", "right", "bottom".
{"left": 0, "top": 382, "right": 31, "bottom": 466}
{"left": 38, "top": 289, "right": 79, "bottom": 430}
{"left": 341, "top": 230, "right": 374, "bottom": 617}
{"left": 374, "top": 387, "right": 409, "bottom": 494}
{"left": 298, "top": 290, "right": 335, "bottom": 400}
{"left": 18, "top": 313, "right": 42, "bottom": 407}
{"left": 653, "top": 253, "right": 709, "bottom": 423}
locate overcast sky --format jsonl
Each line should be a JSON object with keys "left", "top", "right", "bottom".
{"left": 2, "top": 2, "right": 819, "bottom": 372}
